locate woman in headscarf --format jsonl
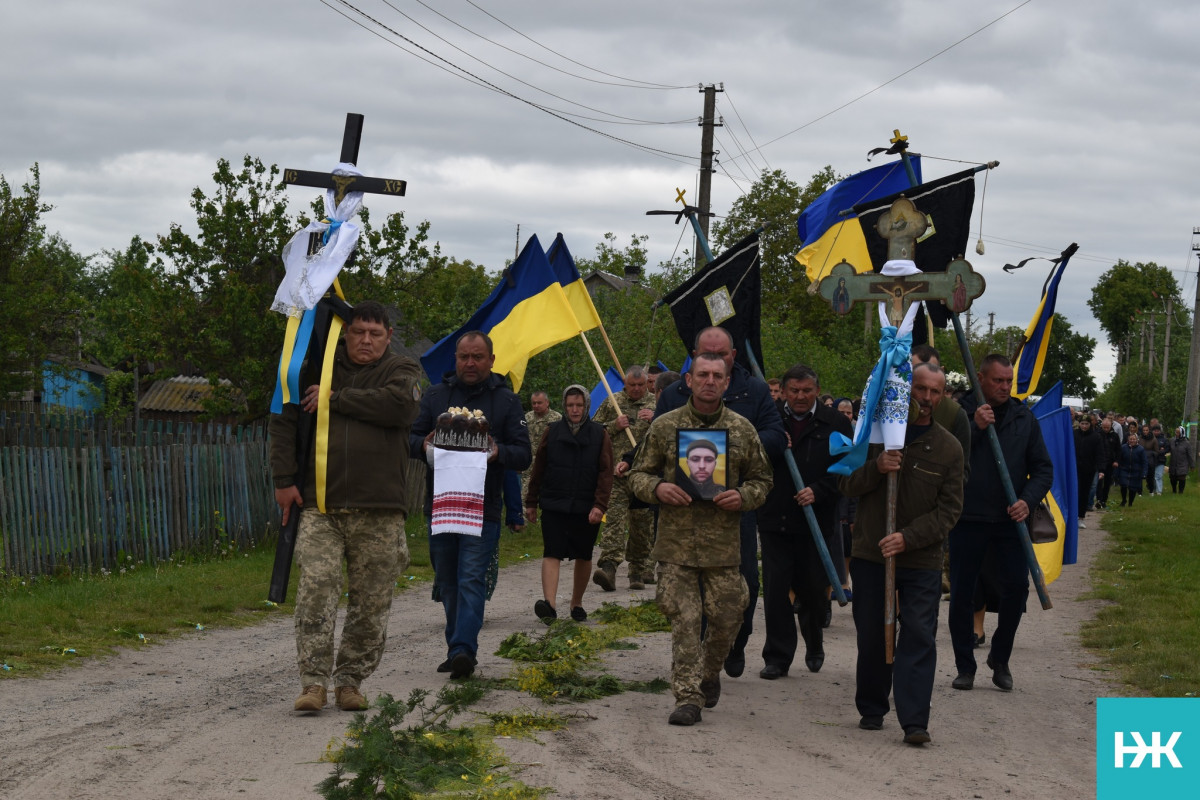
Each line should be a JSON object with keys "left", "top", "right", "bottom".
{"left": 1168, "top": 426, "right": 1195, "bottom": 494}
{"left": 1117, "top": 431, "right": 1148, "bottom": 508}
{"left": 524, "top": 384, "right": 613, "bottom": 623}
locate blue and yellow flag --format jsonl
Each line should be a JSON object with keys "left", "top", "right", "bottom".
{"left": 546, "top": 233, "right": 602, "bottom": 332}
{"left": 794, "top": 158, "right": 921, "bottom": 283}
{"left": 1010, "top": 244, "right": 1078, "bottom": 400}
{"left": 421, "top": 235, "right": 582, "bottom": 391}
{"left": 1030, "top": 384, "right": 1079, "bottom": 582}
{"left": 589, "top": 366, "right": 624, "bottom": 418}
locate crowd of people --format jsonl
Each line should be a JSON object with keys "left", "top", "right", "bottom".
{"left": 268, "top": 304, "right": 1193, "bottom": 746}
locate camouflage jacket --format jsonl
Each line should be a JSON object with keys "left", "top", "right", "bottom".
{"left": 593, "top": 389, "right": 656, "bottom": 448}
{"left": 629, "top": 399, "right": 773, "bottom": 567}
{"left": 524, "top": 408, "right": 562, "bottom": 460}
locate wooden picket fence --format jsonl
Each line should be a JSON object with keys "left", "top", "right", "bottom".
{"left": 0, "top": 440, "right": 280, "bottom": 577}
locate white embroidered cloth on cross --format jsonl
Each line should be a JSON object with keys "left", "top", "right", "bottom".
{"left": 429, "top": 447, "right": 487, "bottom": 537}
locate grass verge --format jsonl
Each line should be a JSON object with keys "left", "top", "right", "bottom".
{"left": 1082, "top": 491, "right": 1200, "bottom": 697}
{"left": 0, "top": 514, "right": 544, "bottom": 678}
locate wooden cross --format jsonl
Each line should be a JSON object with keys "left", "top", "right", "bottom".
{"left": 283, "top": 113, "right": 407, "bottom": 207}
{"left": 817, "top": 257, "right": 985, "bottom": 327}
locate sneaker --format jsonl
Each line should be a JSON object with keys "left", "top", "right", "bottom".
{"left": 294, "top": 684, "right": 327, "bottom": 712}
{"left": 449, "top": 652, "right": 476, "bottom": 680}
{"left": 335, "top": 685, "right": 368, "bottom": 711}
{"left": 903, "top": 728, "right": 931, "bottom": 745}
{"left": 534, "top": 599, "right": 557, "bottom": 622}
{"left": 859, "top": 715, "right": 883, "bottom": 731}
{"left": 592, "top": 563, "right": 616, "bottom": 592}
{"left": 570, "top": 606, "right": 587, "bottom": 622}
{"left": 700, "top": 675, "right": 721, "bottom": 708}
{"left": 1078, "top": 521, "right": 1087, "bottom": 529}
{"left": 668, "top": 704, "right": 702, "bottom": 726}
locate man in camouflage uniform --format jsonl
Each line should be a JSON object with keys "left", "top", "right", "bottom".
{"left": 270, "top": 301, "right": 421, "bottom": 714}
{"left": 522, "top": 390, "right": 561, "bottom": 501}
{"left": 629, "top": 353, "right": 773, "bottom": 726}
{"left": 592, "top": 365, "right": 657, "bottom": 590}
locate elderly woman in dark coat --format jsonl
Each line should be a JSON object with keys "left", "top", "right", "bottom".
{"left": 1168, "top": 427, "right": 1195, "bottom": 494}
{"left": 1117, "top": 432, "right": 1148, "bottom": 508}
{"left": 1073, "top": 413, "right": 1106, "bottom": 521}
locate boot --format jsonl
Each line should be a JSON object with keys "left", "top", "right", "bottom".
{"left": 335, "top": 685, "right": 368, "bottom": 711}
{"left": 592, "top": 562, "right": 616, "bottom": 592}
{"left": 293, "top": 684, "right": 327, "bottom": 712}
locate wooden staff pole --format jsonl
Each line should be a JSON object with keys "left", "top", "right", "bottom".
{"left": 593, "top": 324, "right": 627, "bottom": 381}
{"left": 579, "top": 332, "right": 638, "bottom": 449}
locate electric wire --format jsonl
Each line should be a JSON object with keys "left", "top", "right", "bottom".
{"left": 320, "top": 0, "right": 699, "bottom": 164}
{"left": 740, "top": 0, "right": 1035, "bottom": 162}
{"left": 372, "top": 0, "right": 693, "bottom": 125}
{"left": 463, "top": 0, "right": 691, "bottom": 89}
{"left": 720, "top": 91, "right": 770, "bottom": 172}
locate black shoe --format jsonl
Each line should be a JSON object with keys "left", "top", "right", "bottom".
{"left": 952, "top": 671, "right": 974, "bottom": 690}
{"left": 436, "top": 657, "right": 452, "bottom": 673}
{"left": 570, "top": 606, "right": 587, "bottom": 622}
{"left": 822, "top": 599, "right": 832, "bottom": 629}
{"left": 724, "top": 650, "right": 745, "bottom": 678}
{"left": 668, "top": 704, "right": 702, "bottom": 726}
{"left": 534, "top": 599, "right": 557, "bottom": 623}
{"left": 449, "top": 652, "right": 476, "bottom": 680}
{"left": 903, "top": 727, "right": 931, "bottom": 745}
{"left": 700, "top": 675, "right": 721, "bottom": 708}
{"left": 859, "top": 715, "right": 884, "bottom": 731}
{"left": 986, "top": 655, "right": 1013, "bottom": 691}
{"left": 759, "top": 663, "right": 787, "bottom": 680}
{"left": 805, "top": 648, "right": 825, "bottom": 673}
{"left": 973, "top": 632, "right": 986, "bottom": 649}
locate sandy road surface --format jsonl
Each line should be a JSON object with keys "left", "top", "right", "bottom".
{"left": 1, "top": 528, "right": 1109, "bottom": 799}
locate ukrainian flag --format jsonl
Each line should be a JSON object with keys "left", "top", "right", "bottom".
{"left": 421, "top": 234, "right": 582, "bottom": 391}
{"left": 794, "top": 158, "right": 921, "bottom": 283}
{"left": 1012, "top": 244, "right": 1077, "bottom": 400}
{"left": 1031, "top": 382, "right": 1079, "bottom": 583}
{"left": 546, "top": 233, "right": 602, "bottom": 332}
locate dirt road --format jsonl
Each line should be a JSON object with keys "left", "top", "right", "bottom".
{"left": 0, "top": 529, "right": 1108, "bottom": 799}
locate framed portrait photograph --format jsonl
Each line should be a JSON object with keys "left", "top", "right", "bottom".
{"left": 675, "top": 429, "right": 728, "bottom": 501}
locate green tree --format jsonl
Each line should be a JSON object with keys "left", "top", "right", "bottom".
{"left": 1087, "top": 260, "right": 1182, "bottom": 366}
{"left": 573, "top": 232, "right": 649, "bottom": 280}
{"left": 0, "top": 165, "right": 90, "bottom": 398}
{"left": 968, "top": 314, "right": 1098, "bottom": 399}
{"left": 152, "top": 155, "right": 295, "bottom": 419}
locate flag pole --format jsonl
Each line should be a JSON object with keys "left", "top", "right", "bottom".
{"left": 592, "top": 324, "right": 627, "bottom": 379}
{"left": 579, "top": 332, "right": 638, "bottom": 449}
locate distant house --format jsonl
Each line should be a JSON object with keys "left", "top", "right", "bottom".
{"left": 138, "top": 376, "right": 245, "bottom": 424}
{"left": 581, "top": 265, "right": 650, "bottom": 296}
{"left": 40, "top": 359, "right": 112, "bottom": 412}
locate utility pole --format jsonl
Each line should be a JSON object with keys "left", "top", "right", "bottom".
{"left": 696, "top": 83, "right": 723, "bottom": 270}
{"left": 1164, "top": 295, "right": 1173, "bottom": 385}
{"left": 1184, "top": 236, "right": 1200, "bottom": 459}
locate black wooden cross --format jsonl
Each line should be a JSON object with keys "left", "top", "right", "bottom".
{"left": 283, "top": 113, "right": 407, "bottom": 206}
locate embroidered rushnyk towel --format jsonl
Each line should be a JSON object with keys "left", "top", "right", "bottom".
{"left": 430, "top": 447, "right": 487, "bottom": 536}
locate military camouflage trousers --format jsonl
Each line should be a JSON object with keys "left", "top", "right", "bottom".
{"left": 596, "top": 476, "right": 654, "bottom": 575}
{"left": 656, "top": 562, "right": 749, "bottom": 708}
{"left": 294, "top": 508, "right": 409, "bottom": 689}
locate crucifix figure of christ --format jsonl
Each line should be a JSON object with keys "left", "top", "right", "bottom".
{"left": 816, "top": 197, "right": 985, "bottom": 663}
{"left": 268, "top": 113, "right": 410, "bottom": 603}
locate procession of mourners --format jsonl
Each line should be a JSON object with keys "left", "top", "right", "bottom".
{"left": 266, "top": 182, "right": 1180, "bottom": 749}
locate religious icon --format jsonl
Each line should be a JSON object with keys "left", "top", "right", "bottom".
{"left": 675, "top": 429, "right": 728, "bottom": 500}
{"left": 832, "top": 277, "right": 850, "bottom": 315}
{"left": 951, "top": 273, "right": 968, "bottom": 313}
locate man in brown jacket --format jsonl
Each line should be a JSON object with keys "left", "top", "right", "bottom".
{"left": 838, "top": 363, "right": 964, "bottom": 745}
{"left": 270, "top": 301, "right": 422, "bottom": 714}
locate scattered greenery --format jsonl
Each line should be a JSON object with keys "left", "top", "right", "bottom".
{"left": 1082, "top": 492, "right": 1200, "bottom": 697}
{"left": 318, "top": 684, "right": 548, "bottom": 800}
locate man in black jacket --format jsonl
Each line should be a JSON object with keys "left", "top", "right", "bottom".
{"left": 756, "top": 364, "right": 852, "bottom": 678}
{"left": 410, "top": 331, "right": 531, "bottom": 679}
{"left": 948, "top": 354, "right": 1053, "bottom": 692}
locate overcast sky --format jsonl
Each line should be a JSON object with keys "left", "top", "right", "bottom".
{"left": 5, "top": 0, "right": 1199, "bottom": 388}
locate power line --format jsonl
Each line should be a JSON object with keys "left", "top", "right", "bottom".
{"left": 320, "top": 0, "right": 699, "bottom": 164}
{"left": 463, "top": 0, "right": 691, "bottom": 90}
{"left": 742, "top": 0, "right": 1035, "bottom": 162}
{"left": 720, "top": 91, "right": 770, "bottom": 172}
{"left": 371, "top": 0, "right": 693, "bottom": 125}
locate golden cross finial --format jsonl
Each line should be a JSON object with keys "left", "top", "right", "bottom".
{"left": 890, "top": 129, "right": 908, "bottom": 146}
{"left": 675, "top": 187, "right": 687, "bottom": 205}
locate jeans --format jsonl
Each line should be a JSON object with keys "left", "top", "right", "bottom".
{"left": 429, "top": 520, "right": 501, "bottom": 659}
{"left": 1154, "top": 464, "right": 1165, "bottom": 494}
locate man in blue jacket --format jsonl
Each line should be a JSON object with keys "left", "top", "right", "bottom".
{"left": 410, "top": 331, "right": 531, "bottom": 679}
{"left": 654, "top": 326, "right": 786, "bottom": 677}
{"left": 948, "top": 354, "right": 1053, "bottom": 692}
